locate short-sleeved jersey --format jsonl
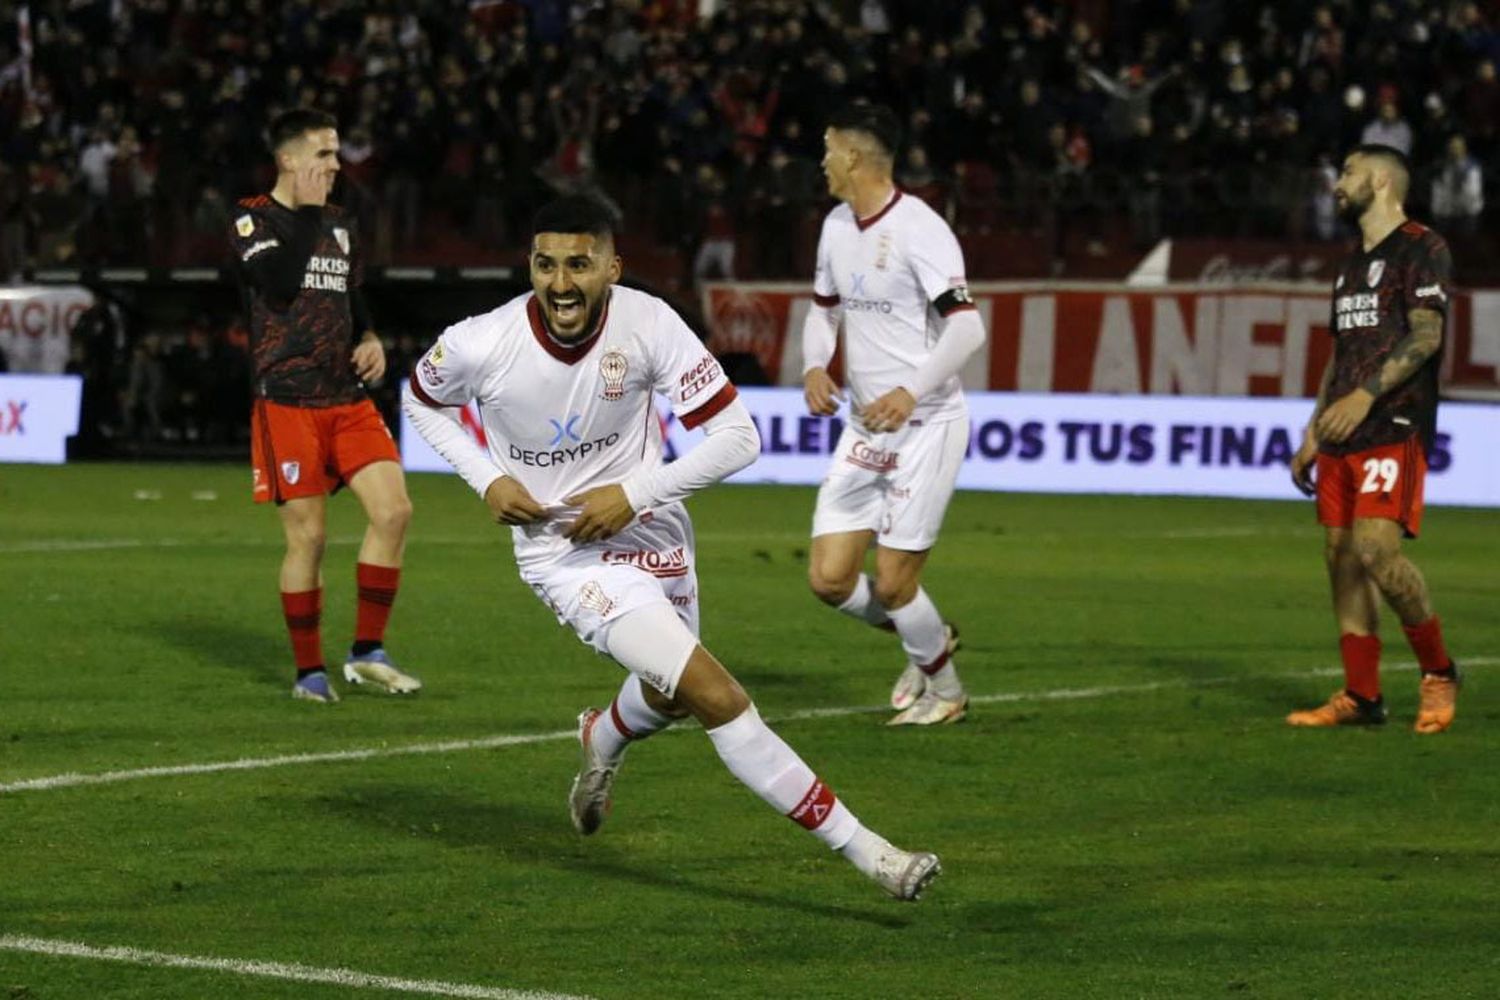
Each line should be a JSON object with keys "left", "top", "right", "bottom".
{"left": 1324, "top": 220, "right": 1450, "bottom": 455}
{"left": 813, "top": 190, "right": 975, "bottom": 424}
{"left": 409, "top": 285, "right": 738, "bottom": 568}
{"left": 229, "top": 196, "right": 366, "bottom": 406}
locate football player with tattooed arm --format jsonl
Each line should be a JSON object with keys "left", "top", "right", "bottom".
{"left": 229, "top": 108, "right": 421, "bottom": 703}
{"left": 1288, "top": 144, "right": 1461, "bottom": 733}
{"left": 802, "top": 103, "right": 987, "bottom": 726}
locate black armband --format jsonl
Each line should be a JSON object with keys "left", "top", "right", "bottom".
{"left": 933, "top": 285, "right": 976, "bottom": 318}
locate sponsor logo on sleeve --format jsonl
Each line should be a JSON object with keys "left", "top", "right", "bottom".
{"left": 418, "top": 341, "right": 446, "bottom": 387}
{"left": 1415, "top": 283, "right": 1447, "bottom": 302}
{"left": 678, "top": 353, "right": 723, "bottom": 403}
{"left": 241, "top": 239, "right": 280, "bottom": 261}
{"left": 235, "top": 215, "right": 255, "bottom": 238}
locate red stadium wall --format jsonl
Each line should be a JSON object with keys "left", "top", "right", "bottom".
{"left": 701, "top": 282, "right": 1500, "bottom": 400}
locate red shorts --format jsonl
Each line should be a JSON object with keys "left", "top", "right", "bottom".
{"left": 251, "top": 398, "right": 399, "bottom": 504}
{"left": 1316, "top": 437, "right": 1426, "bottom": 538}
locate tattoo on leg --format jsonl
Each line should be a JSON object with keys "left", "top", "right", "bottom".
{"left": 1368, "top": 554, "right": 1434, "bottom": 625}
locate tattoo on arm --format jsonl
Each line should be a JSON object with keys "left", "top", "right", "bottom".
{"left": 1360, "top": 309, "right": 1443, "bottom": 397}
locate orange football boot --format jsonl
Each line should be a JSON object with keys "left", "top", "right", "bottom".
{"left": 1414, "top": 668, "right": 1460, "bottom": 734}
{"left": 1286, "top": 690, "right": 1387, "bottom": 727}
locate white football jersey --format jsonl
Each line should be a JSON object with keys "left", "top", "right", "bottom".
{"left": 813, "top": 190, "right": 972, "bottom": 423}
{"left": 409, "top": 285, "right": 736, "bottom": 568}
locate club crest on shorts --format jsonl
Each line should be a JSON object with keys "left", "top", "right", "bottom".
{"left": 578, "top": 580, "right": 616, "bottom": 617}
{"left": 333, "top": 227, "right": 350, "bottom": 255}
{"left": 1367, "top": 260, "right": 1385, "bottom": 287}
{"left": 235, "top": 215, "right": 255, "bottom": 238}
{"left": 280, "top": 461, "right": 301, "bottom": 485}
{"left": 599, "top": 349, "right": 628, "bottom": 401}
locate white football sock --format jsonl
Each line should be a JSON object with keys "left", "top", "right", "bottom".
{"left": 887, "top": 588, "right": 964, "bottom": 698}
{"left": 706, "top": 705, "right": 860, "bottom": 850}
{"left": 591, "top": 675, "right": 673, "bottom": 763}
{"left": 838, "top": 825, "right": 893, "bottom": 878}
{"left": 836, "top": 574, "right": 892, "bottom": 628}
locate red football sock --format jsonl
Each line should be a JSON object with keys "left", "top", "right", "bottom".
{"left": 355, "top": 563, "right": 401, "bottom": 645}
{"left": 281, "top": 588, "right": 323, "bottom": 670}
{"left": 1402, "top": 616, "right": 1452, "bottom": 672}
{"left": 1339, "top": 633, "right": 1381, "bottom": 701}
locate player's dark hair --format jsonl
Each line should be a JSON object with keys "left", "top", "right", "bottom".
{"left": 1350, "top": 143, "right": 1411, "bottom": 200}
{"left": 268, "top": 108, "right": 337, "bottom": 153}
{"left": 827, "top": 102, "right": 902, "bottom": 161}
{"left": 532, "top": 195, "right": 617, "bottom": 240}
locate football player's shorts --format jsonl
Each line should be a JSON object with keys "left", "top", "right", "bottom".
{"left": 1316, "top": 436, "right": 1427, "bottom": 538}
{"left": 252, "top": 398, "right": 400, "bottom": 504}
{"left": 521, "top": 505, "right": 701, "bottom": 693}
{"left": 812, "top": 414, "right": 969, "bottom": 552}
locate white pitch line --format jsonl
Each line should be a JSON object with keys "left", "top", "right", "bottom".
{"left": 0, "top": 934, "right": 592, "bottom": 1000}
{"left": 5, "top": 658, "right": 1491, "bottom": 797}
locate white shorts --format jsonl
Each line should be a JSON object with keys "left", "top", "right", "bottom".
{"left": 521, "top": 505, "right": 700, "bottom": 672}
{"left": 811, "top": 415, "right": 969, "bottom": 551}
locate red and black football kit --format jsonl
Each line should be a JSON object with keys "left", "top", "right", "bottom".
{"left": 1317, "top": 220, "right": 1451, "bottom": 537}
{"left": 228, "top": 195, "right": 398, "bottom": 504}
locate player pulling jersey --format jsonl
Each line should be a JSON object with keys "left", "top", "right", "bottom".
{"left": 407, "top": 285, "right": 739, "bottom": 651}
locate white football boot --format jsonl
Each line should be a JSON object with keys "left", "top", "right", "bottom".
{"left": 568, "top": 708, "right": 621, "bottom": 835}
{"left": 342, "top": 648, "right": 422, "bottom": 694}
{"left": 887, "top": 689, "right": 969, "bottom": 726}
{"left": 872, "top": 843, "right": 942, "bottom": 901}
{"left": 889, "top": 621, "right": 961, "bottom": 711}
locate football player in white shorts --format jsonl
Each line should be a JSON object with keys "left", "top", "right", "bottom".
{"left": 404, "top": 196, "right": 940, "bottom": 900}
{"left": 802, "top": 104, "right": 987, "bottom": 726}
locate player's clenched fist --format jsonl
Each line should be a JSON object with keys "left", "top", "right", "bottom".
{"left": 485, "top": 476, "right": 547, "bottom": 526}
{"left": 803, "top": 366, "right": 843, "bottom": 416}
{"left": 563, "top": 484, "right": 635, "bottom": 543}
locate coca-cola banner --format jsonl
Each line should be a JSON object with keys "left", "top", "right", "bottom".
{"left": 701, "top": 282, "right": 1499, "bottom": 398}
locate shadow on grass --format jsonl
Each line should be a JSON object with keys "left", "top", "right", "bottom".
{"left": 317, "top": 784, "right": 916, "bottom": 929}
{"left": 134, "top": 617, "right": 287, "bottom": 689}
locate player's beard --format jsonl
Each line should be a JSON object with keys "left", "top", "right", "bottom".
{"left": 546, "top": 290, "right": 606, "bottom": 342}
{"left": 1336, "top": 185, "right": 1373, "bottom": 223}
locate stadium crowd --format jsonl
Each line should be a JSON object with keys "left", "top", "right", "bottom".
{"left": 3, "top": 0, "right": 1499, "bottom": 454}
{"left": 1, "top": 0, "right": 1497, "bottom": 283}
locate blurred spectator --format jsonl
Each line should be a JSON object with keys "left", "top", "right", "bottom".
{"left": 689, "top": 164, "right": 735, "bottom": 282}
{"left": 1430, "top": 135, "right": 1485, "bottom": 236}
{"left": 1360, "top": 92, "right": 1414, "bottom": 155}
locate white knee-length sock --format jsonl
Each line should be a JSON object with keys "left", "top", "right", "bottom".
{"left": 590, "top": 675, "right": 673, "bottom": 763}
{"left": 887, "top": 588, "right": 963, "bottom": 697}
{"left": 836, "top": 574, "right": 892, "bottom": 628}
{"left": 706, "top": 705, "right": 861, "bottom": 851}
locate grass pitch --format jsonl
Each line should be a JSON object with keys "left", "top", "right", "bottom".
{"left": 2, "top": 464, "right": 1497, "bottom": 999}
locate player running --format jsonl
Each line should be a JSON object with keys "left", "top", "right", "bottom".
{"left": 1288, "top": 144, "right": 1460, "bottom": 733}
{"left": 229, "top": 108, "right": 421, "bottom": 703}
{"left": 801, "top": 103, "right": 986, "bottom": 725}
{"left": 404, "top": 195, "right": 941, "bottom": 900}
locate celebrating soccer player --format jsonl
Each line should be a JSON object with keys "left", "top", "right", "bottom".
{"left": 800, "top": 103, "right": 986, "bottom": 725}
{"left": 1288, "top": 144, "right": 1460, "bottom": 733}
{"left": 229, "top": 108, "right": 421, "bottom": 703}
{"left": 404, "top": 195, "right": 941, "bottom": 900}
